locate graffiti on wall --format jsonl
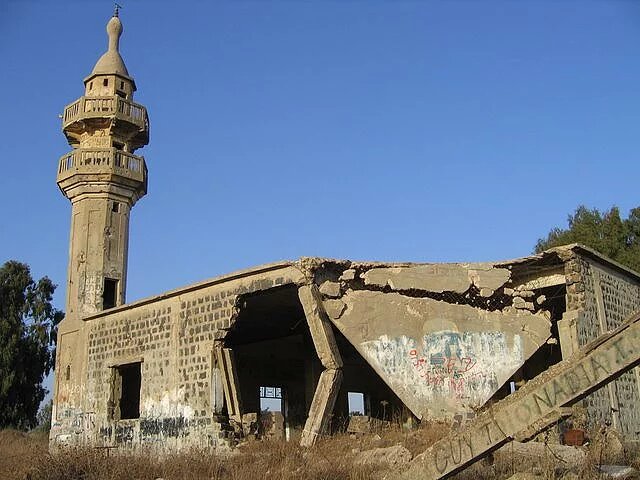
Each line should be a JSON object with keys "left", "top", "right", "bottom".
{"left": 361, "top": 331, "right": 523, "bottom": 409}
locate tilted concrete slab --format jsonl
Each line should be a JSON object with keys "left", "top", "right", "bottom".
{"left": 324, "top": 290, "right": 551, "bottom": 419}
{"left": 298, "top": 284, "right": 344, "bottom": 446}
{"left": 300, "top": 368, "right": 343, "bottom": 447}
{"left": 298, "top": 284, "right": 343, "bottom": 369}
{"left": 362, "top": 263, "right": 511, "bottom": 295}
{"left": 400, "top": 309, "right": 640, "bottom": 480}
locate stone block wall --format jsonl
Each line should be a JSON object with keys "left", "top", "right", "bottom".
{"left": 51, "top": 263, "right": 304, "bottom": 450}
{"left": 566, "top": 253, "right": 640, "bottom": 436}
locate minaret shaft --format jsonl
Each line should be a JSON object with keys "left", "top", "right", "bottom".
{"left": 65, "top": 194, "right": 130, "bottom": 317}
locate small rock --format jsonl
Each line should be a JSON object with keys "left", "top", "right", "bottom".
{"left": 495, "top": 441, "right": 585, "bottom": 471}
{"left": 518, "top": 289, "right": 535, "bottom": 298}
{"left": 598, "top": 466, "right": 639, "bottom": 479}
{"left": 536, "top": 294, "right": 546, "bottom": 305}
{"left": 480, "top": 288, "right": 494, "bottom": 297}
{"left": 504, "top": 287, "right": 515, "bottom": 296}
{"left": 339, "top": 269, "right": 356, "bottom": 281}
{"left": 514, "top": 301, "right": 535, "bottom": 310}
{"left": 355, "top": 444, "right": 412, "bottom": 466}
{"left": 319, "top": 281, "right": 341, "bottom": 298}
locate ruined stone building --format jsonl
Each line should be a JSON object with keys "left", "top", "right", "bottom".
{"left": 50, "top": 13, "right": 640, "bottom": 451}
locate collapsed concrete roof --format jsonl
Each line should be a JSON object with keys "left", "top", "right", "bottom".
{"left": 51, "top": 243, "right": 640, "bottom": 450}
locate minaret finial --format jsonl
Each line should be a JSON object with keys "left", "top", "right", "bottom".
{"left": 114, "top": 2, "right": 122, "bottom": 17}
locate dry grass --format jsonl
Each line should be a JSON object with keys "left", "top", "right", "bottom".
{"left": 1, "top": 424, "right": 638, "bottom": 480}
{"left": 0, "top": 429, "right": 379, "bottom": 480}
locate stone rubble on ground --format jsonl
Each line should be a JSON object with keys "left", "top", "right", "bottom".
{"left": 355, "top": 444, "right": 413, "bottom": 466}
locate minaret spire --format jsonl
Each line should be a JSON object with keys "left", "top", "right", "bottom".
{"left": 107, "top": 12, "right": 122, "bottom": 53}
{"left": 56, "top": 10, "right": 149, "bottom": 318}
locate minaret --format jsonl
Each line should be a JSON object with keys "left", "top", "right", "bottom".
{"left": 57, "top": 9, "right": 149, "bottom": 320}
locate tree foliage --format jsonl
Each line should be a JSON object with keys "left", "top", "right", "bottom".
{"left": 535, "top": 205, "right": 640, "bottom": 273}
{"left": 0, "top": 261, "right": 64, "bottom": 429}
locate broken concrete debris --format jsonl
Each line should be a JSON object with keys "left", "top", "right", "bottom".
{"left": 492, "top": 441, "right": 586, "bottom": 471}
{"left": 355, "top": 444, "right": 413, "bottom": 466}
{"left": 598, "top": 465, "right": 640, "bottom": 480}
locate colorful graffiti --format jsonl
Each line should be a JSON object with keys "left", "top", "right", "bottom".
{"left": 361, "top": 331, "right": 523, "bottom": 409}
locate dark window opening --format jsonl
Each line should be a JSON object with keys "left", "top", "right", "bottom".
{"left": 116, "top": 90, "right": 126, "bottom": 98}
{"left": 112, "top": 201, "right": 120, "bottom": 213}
{"left": 103, "top": 278, "right": 118, "bottom": 309}
{"left": 348, "top": 392, "right": 365, "bottom": 416}
{"left": 120, "top": 81, "right": 125, "bottom": 89}
{"left": 89, "top": 82, "right": 93, "bottom": 90}
{"left": 103, "top": 78, "right": 108, "bottom": 87}
{"left": 65, "top": 365, "right": 71, "bottom": 381}
{"left": 113, "top": 363, "right": 141, "bottom": 420}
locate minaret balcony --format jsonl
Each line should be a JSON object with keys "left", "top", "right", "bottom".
{"left": 57, "top": 148, "right": 147, "bottom": 192}
{"left": 62, "top": 96, "right": 149, "bottom": 146}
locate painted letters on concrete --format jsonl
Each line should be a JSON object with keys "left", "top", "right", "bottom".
{"left": 400, "top": 310, "right": 640, "bottom": 480}
{"left": 362, "top": 331, "right": 523, "bottom": 408}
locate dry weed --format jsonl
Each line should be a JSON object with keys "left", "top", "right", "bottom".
{"left": 1, "top": 424, "right": 633, "bottom": 480}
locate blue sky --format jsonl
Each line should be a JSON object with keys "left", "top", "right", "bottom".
{"left": 1, "top": 2, "right": 640, "bottom": 399}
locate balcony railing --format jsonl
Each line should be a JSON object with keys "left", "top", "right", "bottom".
{"left": 62, "top": 96, "right": 148, "bottom": 131}
{"left": 57, "top": 148, "right": 146, "bottom": 184}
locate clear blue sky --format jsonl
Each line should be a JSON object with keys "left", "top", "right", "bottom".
{"left": 1, "top": 1, "right": 640, "bottom": 398}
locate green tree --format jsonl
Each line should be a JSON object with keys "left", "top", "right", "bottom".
{"left": 0, "top": 261, "right": 63, "bottom": 429}
{"left": 535, "top": 205, "right": 640, "bottom": 273}
{"left": 35, "top": 399, "right": 53, "bottom": 432}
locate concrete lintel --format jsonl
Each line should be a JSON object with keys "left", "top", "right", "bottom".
{"left": 512, "top": 272, "right": 566, "bottom": 291}
{"left": 300, "top": 368, "right": 343, "bottom": 447}
{"left": 401, "top": 309, "right": 640, "bottom": 480}
{"left": 298, "top": 284, "right": 343, "bottom": 369}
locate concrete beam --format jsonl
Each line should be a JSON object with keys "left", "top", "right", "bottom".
{"left": 298, "top": 284, "right": 343, "bottom": 369}
{"left": 400, "top": 309, "right": 640, "bottom": 480}
{"left": 300, "top": 368, "right": 343, "bottom": 447}
{"left": 362, "top": 264, "right": 511, "bottom": 294}
{"left": 215, "top": 346, "right": 242, "bottom": 421}
{"left": 513, "top": 272, "right": 566, "bottom": 291}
